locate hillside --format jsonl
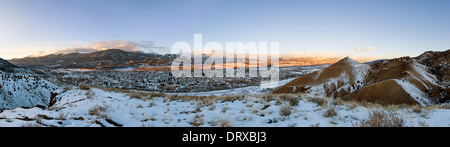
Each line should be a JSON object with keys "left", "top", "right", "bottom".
{"left": 9, "top": 49, "right": 176, "bottom": 69}
{"left": 273, "top": 49, "right": 450, "bottom": 105}
{"left": 272, "top": 57, "right": 370, "bottom": 98}
{"left": 0, "top": 59, "right": 59, "bottom": 109}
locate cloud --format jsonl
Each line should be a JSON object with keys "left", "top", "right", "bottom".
{"left": 31, "top": 40, "right": 165, "bottom": 57}
{"left": 195, "top": 22, "right": 204, "bottom": 26}
{"left": 354, "top": 46, "right": 375, "bottom": 52}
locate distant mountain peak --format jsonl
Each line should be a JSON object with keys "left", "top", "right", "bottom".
{"left": 9, "top": 48, "right": 172, "bottom": 69}
{"left": 329, "top": 56, "right": 363, "bottom": 68}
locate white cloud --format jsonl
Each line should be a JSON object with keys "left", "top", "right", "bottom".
{"left": 30, "top": 40, "right": 165, "bottom": 57}
{"left": 354, "top": 46, "right": 375, "bottom": 52}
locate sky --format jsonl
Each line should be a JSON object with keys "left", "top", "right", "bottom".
{"left": 0, "top": 0, "right": 449, "bottom": 60}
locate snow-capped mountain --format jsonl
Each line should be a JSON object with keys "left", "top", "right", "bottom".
{"left": 274, "top": 49, "right": 450, "bottom": 106}
{"left": 0, "top": 59, "right": 59, "bottom": 109}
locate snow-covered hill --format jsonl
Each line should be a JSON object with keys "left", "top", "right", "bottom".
{"left": 274, "top": 50, "right": 450, "bottom": 106}
{"left": 0, "top": 59, "right": 59, "bottom": 109}
{"left": 273, "top": 57, "right": 370, "bottom": 97}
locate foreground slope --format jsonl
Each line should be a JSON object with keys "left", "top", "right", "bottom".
{"left": 0, "top": 58, "right": 59, "bottom": 109}
{"left": 1, "top": 87, "right": 449, "bottom": 127}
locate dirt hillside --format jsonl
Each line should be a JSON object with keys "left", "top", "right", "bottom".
{"left": 273, "top": 49, "right": 450, "bottom": 105}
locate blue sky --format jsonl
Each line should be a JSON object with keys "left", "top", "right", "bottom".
{"left": 0, "top": 0, "right": 449, "bottom": 59}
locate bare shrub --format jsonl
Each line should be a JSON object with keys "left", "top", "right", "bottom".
{"left": 85, "top": 90, "right": 95, "bottom": 99}
{"left": 219, "top": 117, "right": 232, "bottom": 127}
{"left": 278, "top": 94, "right": 299, "bottom": 106}
{"left": 129, "top": 91, "right": 142, "bottom": 99}
{"left": 323, "top": 105, "right": 337, "bottom": 117}
{"left": 309, "top": 97, "right": 327, "bottom": 107}
{"left": 353, "top": 110, "right": 406, "bottom": 127}
{"left": 221, "top": 107, "right": 229, "bottom": 113}
{"left": 88, "top": 105, "right": 109, "bottom": 119}
{"left": 189, "top": 114, "right": 204, "bottom": 127}
{"left": 79, "top": 83, "right": 91, "bottom": 90}
{"left": 347, "top": 101, "right": 359, "bottom": 109}
{"left": 149, "top": 100, "right": 156, "bottom": 107}
{"left": 262, "top": 94, "right": 274, "bottom": 102}
{"left": 279, "top": 104, "right": 292, "bottom": 116}
{"left": 332, "top": 98, "right": 344, "bottom": 106}
{"left": 59, "top": 112, "right": 69, "bottom": 120}
{"left": 208, "top": 120, "right": 219, "bottom": 126}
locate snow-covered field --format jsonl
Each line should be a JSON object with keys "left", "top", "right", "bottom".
{"left": 1, "top": 86, "right": 450, "bottom": 127}
{"left": 169, "top": 78, "right": 296, "bottom": 96}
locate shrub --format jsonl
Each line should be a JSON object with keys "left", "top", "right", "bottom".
{"left": 309, "top": 97, "right": 327, "bottom": 107}
{"left": 79, "top": 83, "right": 90, "bottom": 90}
{"left": 129, "top": 91, "right": 142, "bottom": 99}
{"left": 189, "top": 114, "right": 204, "bottom": 127}
{"left": 353, "top": 110, "right": 406, "bottom": 127}
{"left": 88, "top": 105, "right": 109, "bottom": 119}
{"left": 287, "top": 97, "right": 299, "bottom": 106}
{"left": 279, "top": 104, "right": 292, "bottom": 116}
{"left": 323, "top": 106, "right": 337, "bottom": 117}
{"left": 219, "top": 117, "right": 232, "bottom": 127}
{"left": 278, "top": 94, "right": 299, "bottom": 106}
{"left": 59, "top": 112, "right": 69, "bottom": 120}
{"left": 149, "top": 100, "right": 156, "bottom": 107}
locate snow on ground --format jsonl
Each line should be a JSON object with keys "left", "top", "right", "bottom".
{"left": 0, "top": 87, "right": 450, "bottom": 127}
{"left": 169, "top": 78, "right": 297, "bottom": 96}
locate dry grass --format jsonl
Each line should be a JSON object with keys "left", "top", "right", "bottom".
{"left": 436, "top": 104, "right": 450, "bottom": 109}
{"left": 129, "top": 91, "right": 143, "bottom": 99}
{"left": 79, "top": 83, "right": 91, "bottom": 90}
{"left": 85, "top": 90, "right": 95, "bottom": 99}
{"left": 353, "top": 110, "right": 406, "bottom": 127}
{"left": 219, "top": 117, "right": 232, "bottom": 127}
{"left": 277, "top": 94, "right": 300, "bottom": 106}
{"left": 59, "top": 112, "right": 69, "bottom": 120}
{"left": 88, "top": 105, "right": 109, "bottom": 119}
{"left": 308, "top": 97, "right": 328, "bottom": 107}
{"left": 94, "top": 87, "right": 165, "bottom": 100}
{"left": 189, "top": 114, "right": 204, "bottom": 127}
{"left": 149, "top": 100, "right": 156, "bottom": 107}
{"left": 323, "top": 105, "right": 337, "bottom": 117}
{"left": 279, "top": 104, "right": 292, "bottom": 116}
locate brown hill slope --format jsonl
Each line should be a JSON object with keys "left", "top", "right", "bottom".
{"left": 273, "top": 49, "right": 449, "bottom": 105}
{"left": 272, "top": 57, "right": 370, "bottom": 98}
{"left": 341, "top": 80, "right": 420, "bottom": 105}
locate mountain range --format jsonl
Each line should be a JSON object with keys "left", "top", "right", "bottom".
{"left": 9, "top": 49, "right": 177, "bottom": 69}
{"left": 273, "top": 49, "right": 450, "bottom": 105}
